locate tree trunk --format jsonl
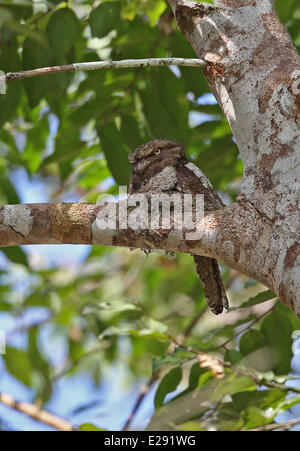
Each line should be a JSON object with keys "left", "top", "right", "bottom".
{"left": 168, "top": 0, "right": 300, "bottom": 314}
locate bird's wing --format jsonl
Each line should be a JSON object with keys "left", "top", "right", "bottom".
{"left": 176, "top": 162, "right": 224, "bottom": 211}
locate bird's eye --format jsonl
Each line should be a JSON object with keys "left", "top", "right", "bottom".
{"left": 154, "top": 149, "right": 161, "bottom": 155}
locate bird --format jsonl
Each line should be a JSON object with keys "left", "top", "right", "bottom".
{"left": 128, "top": 139, "right": 229, "bottom": 315}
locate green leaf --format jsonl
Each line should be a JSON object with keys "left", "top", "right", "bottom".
{"left": 197, "top": 370, "right": 214, "bottom": 388}
{"left": 3, "top": 347, "right": 32, "bottom": 386}
{"left": 0, "top": 0, "right": 33, "bottom": 20}
{"left": 28, "top": 329, "right": 52, "bottom": 402}
{"left": 100, "top": 320, "right": 169, "bottom": 343}
{"left": 278, "top": 302, "right": 300, "bottom": 331}
{"left": 232, "top": 388, "right": 290, "bottom": 429}
{"left": 154, "top": 366, "right": 183, "bottom": 409}
{"left": 1, "top": 246, "right": 28, "bottom": 265}
{"left": 261, "top": 304, "right": 294, "bottom": 374}
{"left": 275, "top": 394, "right": 300, "bottom": 414}
{"left": 189, "top": 363, "right": 210, "bottom": 389}
{"left": 212, "top": 374, "right": 256, "bottom": 400}
{"left": 239, "top": 330, "right": 268, "bottom": 356}
{"left": 47, "top": 8, "right": 80, "bottom": 58}
{"left": 86, "top": 300, "right": 138, "bottom": 313}
{"left": 0, "top": 129, "right": 19, "bottom": 165}
{"left": 171, "top": 364, "right": 209, "bottom": 400}
{"left": 200, "top": 313, "right": 257, "bottom": 349}
{"left": 224, "top": 349, "right": 244, "bottom": 365}
{"left": 89, "top": 2, "right": 120, "bottom": 38}
{"left": 152, "top": 350, "right": 193, "bottom": 374}
{"left": 233, "top": 388, "right": 286, "bottom": 413}
{"left": 22, "top": 116, "right": 49, "bottom": 173}
{"left": 23, "top": 291, "right": 51, "bottom": 307}
{"left": 194, "top": 134, "right": 240, "bottom": 188}
{"left": 130, "top": 329, "right": 170, "bottom": 342}
{"left": 0, "top": 6, "right": 13, "bottom": 26}
{"left": 177, "top": 421, "right": 206, "bottom": 431}
{"left": 0, "top": 171, "right": 20, "bottom": 204}
{"left": 140, "top": 69, "right": 189, "bottom": 144}
{"left": 79, "top": 423, "right": 107, "bottom": 431}
{"left": 98, "top": 121, "right": 132, "bottom": 186}
{"left": 243, "top": 406, "right": 274, "bottom": 429}
{"left": 145, "top": 0, "right": 167, "bottom": 27}
{"left": 169, "top": 32, "right": 209, "bottom": 97}
{"left": 228, "top": 290, "right": 276, "bottom": 312}
{"left": 139, "top": 316, "right": 168, "bottom": 335}
{"left": 111, "top": 15, "right": 160, "bottom": 59}
{"left": 120, "top": 115, "right": 146, "bottom": 150}
{"left": 275, "top": 0, "right": 297, "bottom": 22}
{"left": 212, "top": 402, "right": 244, "bottom": 431}
{"left": 190, "top": 103, "right": 223, "bottom": 116}
{"left": 69, "top": 89, "right": 121, "bottom": 128}
{"left": 148, "top": 374, "right": 243, "bottom": 430}
{"left": 22, "top": 34, "right": 53, "bottom": 108}
{"left": 42, "top": 127, "right": 84, "bottom": 167}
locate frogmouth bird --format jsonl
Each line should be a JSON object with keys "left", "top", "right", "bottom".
{"left": 128, "top": 139, "right": 229, "bottom": 315}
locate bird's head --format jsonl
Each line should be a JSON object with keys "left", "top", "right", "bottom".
{"left": 128, "top": 139, "right": 186, "bottom": 175}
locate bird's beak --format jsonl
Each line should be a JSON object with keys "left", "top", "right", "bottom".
{"left": 128, "top": 155, "right": 149, "bottom": 173}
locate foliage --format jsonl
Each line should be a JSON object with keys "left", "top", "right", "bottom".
{"left": 0, "top": 0, "right": 299, "bottom": 432}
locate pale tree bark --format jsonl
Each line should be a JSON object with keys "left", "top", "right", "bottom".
{"left": 0, "top": 0, "right": 299, "bottom": 314}
{"left": 167, "top": 0, "right": 300, "bottom": 313}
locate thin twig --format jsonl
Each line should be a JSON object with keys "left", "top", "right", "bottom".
{"left": 177, "top": 307, "right": 208, "bottom": 345}
{"left": 166, "top": 335, "right": 300, "bottom": 396}
{"left": 0, "top": 392, "right": 75, "bottom": 431}
{"left": 122, "top": 375, "right": 159, "bottom": 432}
{"left": 247, "top": 418, "right": 300, "bottom": 431}
{"left": 209, "top": 302, "right": 277, "bottom": 352}
{"left": 51, "top": 344, "right": 109, "bottom": 382}
{"left": 5, "top": 58, "right": 206, "bottom": 82}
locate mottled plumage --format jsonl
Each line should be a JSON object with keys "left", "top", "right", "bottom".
{"left": 129, "top": 139, "right": 228, "bottom": 315}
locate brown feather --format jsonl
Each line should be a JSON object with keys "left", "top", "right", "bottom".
{"left": 128, "top": 140, "right": 229, "bottom": 314}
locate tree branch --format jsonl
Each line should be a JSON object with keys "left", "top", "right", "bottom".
{"left": 3, "top": 58, "right": 205, "bottom": 83}
{"left": 0, "top": 392, "right": 75, "bottom": 431}
{"left": 0, "top": 200, "right": 298, "bottom": 309}
{"left": 0, "top": 201, "right": 278, "bottom": 291}
{"left": 2, "top": 197, "right": 298, "bottom": 312}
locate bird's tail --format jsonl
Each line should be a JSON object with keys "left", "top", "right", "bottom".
{"left": 193, "top": 255, "right": 229, "bottom": 315}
